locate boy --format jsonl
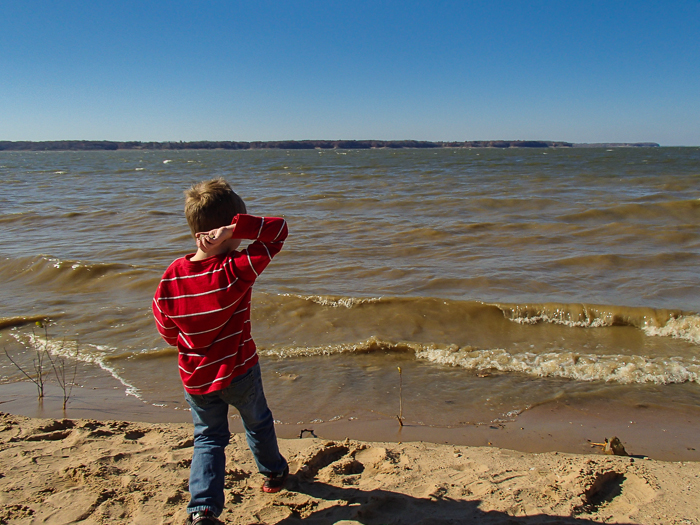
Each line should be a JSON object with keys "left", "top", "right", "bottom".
{"left": 153, "top": 178, "right": 289, "bottom": 525}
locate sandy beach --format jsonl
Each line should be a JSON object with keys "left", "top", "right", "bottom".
{"left": 1, "top": 382, "right": 700, "bottom": 524}
{"left": 1, "top": 412, "right": 699, "bottom": 525}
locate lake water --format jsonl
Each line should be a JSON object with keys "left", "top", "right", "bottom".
{"left": 1, "top": 147, "right": 699, "bottom": 427}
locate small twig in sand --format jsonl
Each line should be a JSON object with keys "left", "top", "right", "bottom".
{"left": 396, "top": 366, "right": 404, "bottom": 427}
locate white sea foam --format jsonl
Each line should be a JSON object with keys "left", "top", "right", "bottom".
{"left": 259, "top": 339, "right": 382, "bottom": 358}
{"left": 290, "top": 294, "right": 383, "bottom": 308}
{"left": 260, "top": 337, "right": 700, "bottom": 385}
{"left": 503, "top": 304, "right": 700, "bottom": 345}
{"left": 13, "top": 333, "right": 143, "bottom": 398}
{"left": 643, "top": 315, "right": 700, "bottom": 345}
{"left": 416, "top": 346, "right": 700, "bottom": 385}
{"left": 509, "top": 312, "right": 612, "bottom": 328}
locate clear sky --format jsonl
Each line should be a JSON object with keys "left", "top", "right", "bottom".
{"left": 1, "top": 1, "right": 698, "bottom": 145}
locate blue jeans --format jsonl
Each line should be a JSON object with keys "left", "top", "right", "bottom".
{"left": 184, "top": 363, "right": 287, "bottom": 517}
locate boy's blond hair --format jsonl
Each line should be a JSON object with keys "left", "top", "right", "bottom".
{"left": 184, "top": 178, "right": 247, "bottom": 237}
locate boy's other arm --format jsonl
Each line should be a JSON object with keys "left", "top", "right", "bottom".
{"left": 152, "top": 287, "right": 179, "bottom": 347}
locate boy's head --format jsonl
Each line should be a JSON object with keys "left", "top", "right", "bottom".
{"left": 184, "top": 178, "right": 246, "bottom": 237}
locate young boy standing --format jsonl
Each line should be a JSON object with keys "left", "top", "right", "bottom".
{"left": 153, "top": 178, "right": 289, "bottom": 525}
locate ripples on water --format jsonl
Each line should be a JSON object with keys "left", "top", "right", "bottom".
{"left": 1, "top": 147, "right": 699, "bottom": 425}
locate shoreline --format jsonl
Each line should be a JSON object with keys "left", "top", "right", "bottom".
{"left": 2, "top": 379, "right": 698, "bottom": 463}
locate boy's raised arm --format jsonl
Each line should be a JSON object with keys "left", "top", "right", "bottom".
{"left": 231, "top": 214, "right": 288, "bottom": 280}
{"left": 195, "top": 214, "right": 287, "bottom": 252}
{"left": 231, "top": 214, "right": 288, "bottom": 243}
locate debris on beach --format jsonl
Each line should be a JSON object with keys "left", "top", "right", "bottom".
{"left": 589, "top": 436, "right": 628, "bottom": 456}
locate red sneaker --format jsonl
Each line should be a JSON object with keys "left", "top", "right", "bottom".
{"left": 186, "top": 510, "right": 224, "bottom": 525}
{"left": 261, "top": 466, "right": 289, "bottom": 493}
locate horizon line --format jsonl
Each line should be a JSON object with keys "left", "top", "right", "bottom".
{"left": 0, "top": 139, "right": 671, "bottom": 152}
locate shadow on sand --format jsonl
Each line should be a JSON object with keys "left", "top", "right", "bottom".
{"left": 273, "top": 475, "right": 633, "bottom": 525}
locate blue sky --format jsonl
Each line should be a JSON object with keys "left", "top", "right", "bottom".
{"left": 1, "top": 1, "right": 698, "bottom": 144}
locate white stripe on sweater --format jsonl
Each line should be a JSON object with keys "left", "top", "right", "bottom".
{"left": 168, "top": 299, "right": 239, "bottom": 319}
{"left": 160, "top": 259, "right": 232, "bottom": 282}
{"left": 181, "top": 319, "right": 229, "bottom": 337}
{"left": 213, "top": 329, "right": 243, "bottom": 345}
{"left": 185, "top": 338, "right": 243, "bottom": 371}
{"left": 178, "top": 332, "right": 193, "bottom": 349}
{"left": 152, "top": 297, "right": 167, "bottom": 315}
{"left": 235, "top": 304, "right": 250, "bottom": 315}
{"left": 180, "top": 353, "right": 257, "bottom": 389}
{"left": 177, "top": 325, "right": 249, "bottom": 351}
{"left": 157, "top": 279, "right": 239, "bottom": 301}
{"left": 153, "top": 314, "right": 177, "bottom": 331}
{"left": 273, "top": 221, "right": 286, "bottom": 241}
{"left": 247, "top": 253, "right": 259, "bottom": 277}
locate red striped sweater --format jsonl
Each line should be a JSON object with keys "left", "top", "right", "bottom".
{"left": 152, "top": 214, "right": 288, "bottom": 395}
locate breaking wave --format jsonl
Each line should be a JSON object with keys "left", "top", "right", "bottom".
{"left": 258, "top": 336, "right": 700, "bottom": 385}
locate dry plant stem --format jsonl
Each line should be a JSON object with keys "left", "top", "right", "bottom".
{"left": 397, "top": 366, "right": 404, "bottom": 427}
{"left": 2, "top": 324, "right": 57, "bottom": 401}
{"left": 4, "top": 329, "right": 52, "bottom": 400}
{"left": 4, "top": 348, "right": 46, "bottom": 400}
{"left": 3, "top": 325, "right": 77, "bottom": 408}
{"left": 33, "top": 326, "right": 51, "bottom": 398}
{"left": 46, "top": 339, "right": 79, "bottom": 410}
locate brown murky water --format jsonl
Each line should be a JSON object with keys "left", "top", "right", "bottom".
{"left": 1, "top": 147, "right": 699, "bottom": 426}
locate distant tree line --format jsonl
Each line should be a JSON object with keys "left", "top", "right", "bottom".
{"left": 0, "top": 140, "right": 659, "bottom": 151}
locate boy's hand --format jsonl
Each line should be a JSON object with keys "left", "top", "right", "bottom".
{"left": 195, "top": 225, "right": 233, "bottom": 252}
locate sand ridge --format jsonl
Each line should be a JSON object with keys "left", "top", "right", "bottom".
{"left": 0, "top": 412, "right": 698, "bottom": 524}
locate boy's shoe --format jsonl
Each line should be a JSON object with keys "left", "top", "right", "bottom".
{"left": 261, "top": 466, "right": 289, "bottom": 493}
{"left": 186, "top": 510, "right": 225, "bottom": 525}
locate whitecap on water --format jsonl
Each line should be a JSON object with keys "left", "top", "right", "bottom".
{"left": 643, "top": 315, "right": 700, "bottom": 345}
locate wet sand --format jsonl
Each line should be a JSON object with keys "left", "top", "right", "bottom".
{"left": 1, "top": 376, "right": 699, "bottom": 464}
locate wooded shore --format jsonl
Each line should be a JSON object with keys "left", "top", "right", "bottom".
{"left": 0, "top": 140, "right": 660, "bottom": 151}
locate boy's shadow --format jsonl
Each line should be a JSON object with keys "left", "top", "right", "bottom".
{"left": 274, "top": 475, "right": 634, "bottom": 525}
